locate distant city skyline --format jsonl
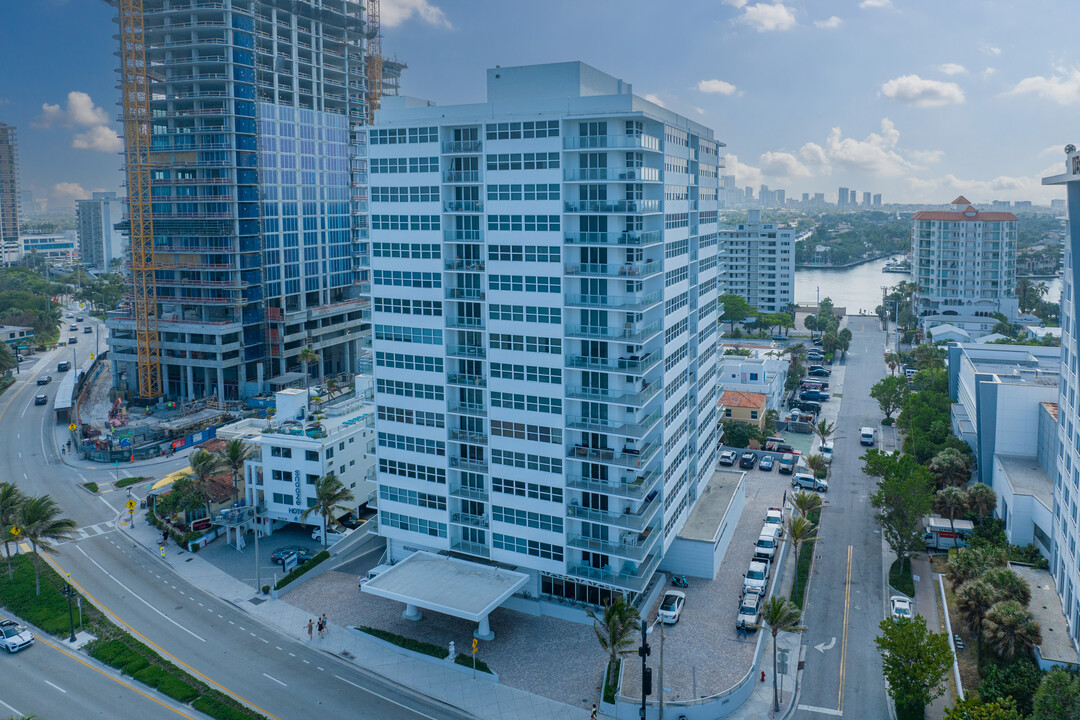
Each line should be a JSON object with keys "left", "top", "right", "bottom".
{"left": 0, "top": 0, "right": 1076, "bottom": 211}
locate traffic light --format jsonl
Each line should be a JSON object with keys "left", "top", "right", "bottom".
{"left": 638, "top": 640, "right": 650, "bottom": 658}
{"left": 642, "top": 667, "right": 653, "bottom": 697}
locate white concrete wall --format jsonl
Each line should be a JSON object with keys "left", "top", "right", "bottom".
{"left": 995, "top": 384, "right": 1058, "bottom": 456}
{"left": 660, "top": 477, "right": 745, "bottom": 579}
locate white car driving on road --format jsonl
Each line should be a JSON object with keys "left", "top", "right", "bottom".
{"left": 890, "top": 596, "right": 913, "bottom": 621}
{"left": 0, "top": 619, "right": 34, "bottom": 653}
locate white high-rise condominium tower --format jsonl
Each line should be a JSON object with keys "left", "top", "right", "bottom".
{"left": 76, "top": 192, "right": 125, "bottom": 273}
{"left": 912, "top": 196, "right": 1019, "bottom": 340}
{"left": 368, "top": 62, "right": 724, "bottom": 604}
{"left": 1044, "top": 150, "right": 1080, "bottom": 656}
{"left": 719, "top": 209, "right": 794, "bottom": 314}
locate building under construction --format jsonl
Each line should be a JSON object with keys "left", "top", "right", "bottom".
{"left": 107, "top": 0, "right": 397, "bottom": 401}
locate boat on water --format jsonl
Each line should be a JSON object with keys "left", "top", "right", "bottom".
{"left": 882, "top": 257, "right": 911, "bottom": 274}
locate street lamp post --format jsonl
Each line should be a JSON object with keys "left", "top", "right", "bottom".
{"left": 647, "top": 618, "right": 666, "bottom": 720}
{"left": 638, "top": 618, "right": 651, "bottom": 720}
{"left": 61, "top": 581, "right": 77, "bottom": 642}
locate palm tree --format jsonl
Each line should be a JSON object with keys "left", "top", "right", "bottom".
{"left": 805, "top": 453, "right": 828, "bottom": 479}
{"left": 981, "top": 567, "right": 1031, "bottom": 607}
{"left": 927, "top": 449, "right": 971, "bottom": 489}
{"left": 215, "top": 439, "right": 255, "bottom": 505}
{"left": 586, "top": 596, "right": 641, "bottom": 690}
{"left": 956, "top": 579, "right": 997, "bottom": 657}
{"left": 934, "top": 486, "right": 968, "bottom": 540}
{"left": 813, "top": 419, "right": 836, "bottom": 451}
{"left": 18, "top": 495, "right": 77, "bottom": 596}
{"left": 946, "top": 546, "right": 1007, "bottom": 591}
{"left": 186, "top": 449, "right": 223, "bottom": 521}
{"left": 983, "top": 600, "right": 1042, "bottom": 661}
{"left": 301, "top": 473, "right": 355, "bottom": 548}
{"left": 325, "top": 378, "right": 339, "bottom": 399}
{"left": 784, "top": 515, "right": 817, "bottom": 565}
{"left": 298, "top": 347, "right": 320, "bottom": 412}
{"left": 884, "top": 353, "right": 901, "bottom": 376}
{"left": 756, "top": 596, "right": 806, "bottom": 712}
{"left": 790, "top": 490, "right": 822, "bottom": 519}
{"left": 966, "top": 483, "right": 997, "bottom": 522}
{"left": 837, "top": 328, "right": 852, "bottom": 358}
{"left": 0, "top": 482, "right": 26, "bottom": 580}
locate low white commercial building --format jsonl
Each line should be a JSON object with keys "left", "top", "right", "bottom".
{"left": 717, "top": 349, "right": 788, "bottom": 410}
{"left": 237, "top": 377, "right": 376, "bottom": 535}
{"left": 719, "top": 209, "right": 795, "bottom": 314}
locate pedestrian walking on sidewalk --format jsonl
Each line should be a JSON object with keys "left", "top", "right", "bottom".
{"left": 590, "top": 704, "right": 597, "bottom": 720}
{"left": 316, "top": 617, "right": 325, "bottom": 638}
{"left": 305, "top": 619, "right": 314, "bottom": 639}
{"left": 321, "top": 613, "right": 329, "bottom": 636}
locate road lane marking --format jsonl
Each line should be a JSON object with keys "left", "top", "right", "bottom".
{"left": 37, "top": 634, "right": 198, "bottom": 719}
{"left": 798, "top": 705, "right": 843, "bottom": 716}
{"left": 98, "top": 494, "right": 117, "bottom": 513}
{"left": 0, "top": 697, "right": 22, "bottom": 718}
{"left": 75, "top": 545, "right": 206, "bottom": 643}
{"left": 44, "top": 680, "right": 67, "bottom": 694}
{"left": 45, "top": 554, "right": 282, "bottom": 720}
{"left": 839, "top": 544, "right": 853, "bottom": 712}
{"left": 334, "top": 674, "right": 442, "bottom": 720}
{"left": 262, "top": 673, "right": 287, "bottom": 687}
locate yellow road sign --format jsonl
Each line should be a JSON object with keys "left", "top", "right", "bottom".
{"left": 68, "top": 423, "right": 77, "bottom": 432}
{"left": 90, "top": 353, "right": 95, "bottom": 360}
{"left": 9, "top": 525, "right": 21, "bottom": 537}
{"left": 125, "top": 499, "right": 137, "bottom": 511}
{"left": 472, "top": 638, "right": 478, "bottom": 654}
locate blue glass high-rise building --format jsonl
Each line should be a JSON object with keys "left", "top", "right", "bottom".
{"left": 107, "top": 0, "right": 374, "bottom": 401}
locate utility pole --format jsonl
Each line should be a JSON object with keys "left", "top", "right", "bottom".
{"left": 254, "top": 507, "right": 262, "bottom": 592}
{"left": 639, "top": 618, "right": 651, "bottom": 720}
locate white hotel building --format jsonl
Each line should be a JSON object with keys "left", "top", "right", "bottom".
{"left": 367, "top": 62, "right": 724, "bottom": 605}
{"left": 718, "top": 209, "right": 795, "bottom": 315}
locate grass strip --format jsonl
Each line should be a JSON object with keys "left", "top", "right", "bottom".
{"left": 889, "top": 556, "right": 915, "bottom": 596}
{"left": 115, "top": 475, "right": 150, "bottom": 489}
{"left": 356, "top": 625, "right": 449, "bottom": 659}
{"left": 273, "top": 549, "right": 330, "bottom": 590}
{"left": 602, "top": 659, "right": 620, "bottom": 704}
{"left": 790, "top": 507, "right": 821, "bottom": 609}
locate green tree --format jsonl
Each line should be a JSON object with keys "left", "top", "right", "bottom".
{"left": 215, "top": 439, "right": 255, "bottom": 505}
{"left": 0, "top": 482, "right": 26, "bottom": 580}
{"left": 719, "top": 293, "right": 756, "bottom": 332}
{"left": 790, "top": 490, "right": 822, "bottom": 519}
{"left": 981, "top": 567, "right": 1031, "bottom": 606}
{"left": 865, "top": 451, "right": 935, "bottom": 575}
{"left": 943, "top": 695, "right": 1023, "bottom": 720}
{"left": 966, "top": 483, "right": 997, "bottom": 521}
{"left": 914, "top": 343, "right": 946, "bottom": 371}
{"left": 884, "top": 352, "right": 901, "bottom": 376}
{"left": 870, "top": 375, "right": 911, "bottom": 420}
{"left": 586, "top": 597, "right": 641, "bottom": 689}
{"left": 822, "top": 330, "right": 839, "bottom": 356}
{"left": 720, "top": 419, "right": 761, "bottom": 449}
{"left": 927, "top": 449, "right": 971, "bottom": 490}
{"left": 837, "top": 328, "right": 852, "bottom": 357}
{"left": 804, "top": 313, "right": 819, "bottom": 338}
{"left": 0, "top": 342, "right": 15, "bottom": 375}
{"left": 978, "top": 656, "right": 1044, "bottom": 716}
{"left": 783, "top": 515, "right": 817, "bottom": 566}
{"left": 185, "top": 449, "right": 223, "bottom": 521}
{"left": 934, "top": 486, "right": 968, "bottom": 538}
{"left": 983, "top": 600, "right": 1042, "bottom": 661}
{"left": 813, "top": 419, "right": 836, "bottom": 451}
{"left": 956, "top": 579, "right": 999, "bottom": 657}
{"left": 946, "top": 546, "right": 1008, "bottom": 591}
{"left": 1032, "top": 667, "right": 1080, "bottom": 720}
{"left": 155, "top": 477, "right": 205, "bottom": 519}
{"left": 805, "top": 453, "right": 828, "bottom": 479}
{"left": 876, "top": 615, "right": 953, "bottom": 720}
{"left": 297, "top": 346, "right": 320, "bottom": 411}
{"left": 755, "top": 596, "right": 805, "bottom": 713}
{"left": 17, "top": 495, "right": 77, "bottom": 596}
{"left": 301, "top": 472, "right": 355, "bottom": 548}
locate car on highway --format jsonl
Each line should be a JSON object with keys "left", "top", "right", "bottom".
{"left": 792, "top": 472, "right": 828, "bottom": 492}
{"left": 36, "top": 376, "right": 51, "bottom": 386}
{"left": 743, "top": 561, "right": 771, "bottom": 595}
{"left": 34, "top": 394, "right": 47, "bottom": 406}
{"left": 76, "top": 316, "right": 84, "bottom": 322}
{"left": 739, "top": 452, "right": 757, "bottom": 469}
{"left": 736, "top": 593, "right": 762, "bottom": 632}
{"left": 65, "top": 313, "right": 74, "bottom": 319}
{"left": 68, "top": 336, "right": 77, "bottom": 344}
{"left": 0, "top": 619, "right": 34, "bottom": 653}
{"left": 57, "top": 361, "right": 70, "bottom": 372}
{"left": 83, "top": 326, "right": 93, "bottom": 334}
{"left": 658, "top": 590, "right": 686, "bottom": 624}
{"left": 890, "top": 596, "right": 913, "bottom": 620}
{"left": 758, "top": 455, "right": 774, "bottom": 472}
{"left": 718, "top": 450, "right": 738, "bottom": 466}
{"left": 69, "top": 324, "right": 78, "bottom": 331}
{"left": 269, "top": 546, "right": 315, "bottom": 566}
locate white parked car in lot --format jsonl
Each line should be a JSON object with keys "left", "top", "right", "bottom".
{"left": 0, "top": 619, "right": 34, "bottom": 653}
{"left": 753, "top": 526, "right": 781, "bottom": 562}
{"left": 890, "top": 596, "right": 913, "bottom": 620}
{"left": 765, "top": 507, "right": 784, "bottom": 530}
{"left": 658, "top": 590, "right": 686, "bottom": 624}
{"left": 736, "top": 593, "right": 762, "bottom": 632}
{"left": 822, "top": 441, "right": 833, "bottom": 464}
{"left": 791, "top": 472, "right": 828, "bottom": 492}
{"left": 743, "top": 561, "right": 771, "bottom": 595}
{"left": 718, "top": 450, "right": 739, "bottom": 466}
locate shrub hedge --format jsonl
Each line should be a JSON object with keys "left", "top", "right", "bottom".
{"left": 790, "top": 508, "right": 821, "bottom": 609}
{"left": 357, "top": 626, "right": 449, "bottom": 659}
{"left": 455, "top": 653, "right": 493, "bottom": 674}
{"left": 274, "top": 550, "right": 330, "bottom": 590}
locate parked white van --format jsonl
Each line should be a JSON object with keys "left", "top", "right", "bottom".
{"left": 860, "top": 427, "right": 876, "bottom": 446}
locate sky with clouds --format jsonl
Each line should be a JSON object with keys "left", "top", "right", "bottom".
{"left": 1, "top": 0, "right": 1076, "bottom": 211}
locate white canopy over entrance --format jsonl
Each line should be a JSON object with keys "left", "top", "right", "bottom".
{"left": 361, "top": 551, "right": 528, "bottom": 640}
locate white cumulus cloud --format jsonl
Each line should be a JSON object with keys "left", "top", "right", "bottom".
{"left": 722, "top": 0, "right": 748, "bottom": 6}
{"left": 759, "top": 151, "right": 812, "bottom": 178}
{"left": 739, "top": 3, "right": 796, "bottom": 32}
{"left": 938, "top": 63, "right": 967, "bottom": 76}
{"left": 821, "top": 118, "right": 915, "bottom": 177}
{"left": 910, "top": 149, "right": 945, "bottom": 164}
{"left": 905, "top": 164, "right": 1064, "bottom": 204}
{"left": 860, "top": 0, "right": 892, "bottom": 8}
{"left": 382, "top": 0, "right": 451, "bottom": 28}
{"left": 814, "top": 16, "right": 843, "bottom": 29}
{"left": 983, "top": 67, "right": 997, "bottom": 80}
{"left": 799, "top": 142, "right": 829, "bottom": 168}
{"left": 1009, "top": 67, "right": 1080, "bottom": 105}
{"left": 981, "top": 43, "right": 1002, "bottom": 56}
{"left": 72, "top": 125, "right": 122, "bottom": 153}
{"left": 51, "top": 182, "right": 92, "bottom": 204}
{"left": 698, "top": 79, "right": 737, "bottom": 95}
{"left": 725, "top": 154, "right": 763, "bottom": 188}
{"left": 881, "top": 74, "right": 965, "bottom": 107}
{"left": 34, "top": 91, "right": 109, "bottom": 128}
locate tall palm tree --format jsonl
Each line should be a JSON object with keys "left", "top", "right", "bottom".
{"left": 301, "top": 473, "right": 354, "bottom": 548}
{"left": 805, "top": 453, "right": 828, "bottom": 479}
{"left": 981, "top": 567, "right": 1031, "bottom": 607}
{"left": 0, "top": 482, "right": 27, "bottom": 580}
{"left": 884, "top": 353, "right": 901, "bottom": 376}
{"left": 946, "top": 546, "right": 1007, "bottom": 591}
{"left": 983, "top": 600, "right": 1042, "bottom": 661}
{"left": 186, "top": 449, "right": 223, "bottom": 521}
{"left": 927, "top": 449, "right": 971, "bottom": 490}
{"left": 298, "top": 347, "right": 320, "bottom": 412}
{"left": 325, "top": 378, "right": 339, "bottom": 399}
{"left": 18, "top": 495, "right": 77, "bottom": 596}
{"left": 783, "top": 515, "right": 817, "bottom": 565}
{"left": 966, "top": 483, "right": 997, "bottom": 522}
{"left": 756, "top": 596, "right": 806, "bottom": 712}
{"left": 813, "top": 419, "right": 836, "bottom": 450}
{"left": 586, "top": 596, "right": 641, "bottom": 690}
{"left": 956, "top": 579, "right": 997, "bottom": 657}
{"left": 790, "top": 490, "right": 822, "bottom": 519}
{"left": 934, "top": 486, "right": 968, "bottom": 539}
{"left": 215, "top": 439, "right": 255, "bottom": 505}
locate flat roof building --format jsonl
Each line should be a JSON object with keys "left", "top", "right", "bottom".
{"left": 719, "top": 209, "right": 794, "bottom": 315}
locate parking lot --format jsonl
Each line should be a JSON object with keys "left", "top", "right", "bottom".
{"left": 196, "top": 522, "right": 324, "bottom": 589}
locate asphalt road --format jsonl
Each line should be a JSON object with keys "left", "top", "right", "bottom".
{"left": 792, "top": 315, "right": 894, "bottom": 720}
{"left": 0, "top": 308, "right": 473, "bottom": 720}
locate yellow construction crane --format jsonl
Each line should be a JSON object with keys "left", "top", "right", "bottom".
{"left": 117, "top": 0, "right": 162, "bottom": 399}
{"left": 366, "top": 0, "right": 383, "bottom": 113}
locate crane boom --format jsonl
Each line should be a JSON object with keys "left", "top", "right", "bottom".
{"left": 366, "top": 0, "right": 382, "bottom": 113}
{"left": 118, "top": 0, "right": 162, "bottom": 399}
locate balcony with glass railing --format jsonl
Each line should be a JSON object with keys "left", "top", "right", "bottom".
{"left": 449, "top": 483, "right": 489, "bottom": 501}
{"left": 568, "top": 494, "right": 660, "bottom": 533}
{"left": 564, "top": 199, "right": 661, "bottom": 214}
{"left": 449, "top": 428, "right": 488, "bottom": 445}
{"left": 445, "top": 316, "right": 485, "bottom": 330}
{"left": 564, "top": 230, "right": 663, "bottom": 247}
{"left": 447, "top": 403, "right": 488, "bottom": 420}
{"left": 450, "top": 511, "right": 488, "bottom": 528}
{"left": 565, "top": 468, "right": 661, "bottom": 500}
{"left": 564, "top": 290, "right": 662, "bottom": 311}
{"left": 564, "top": 260, "right": 662, "bottom": 279}
{"left": 566, "top": 409, "right": 661, "bottom": 438}
{"left": 565, "top": 352, "right": 660, "bottom": 375}
{"left": 563, "top": 167, "right": 661, "bottom": 182}
{"left": 563, "top": 134, "right": 661, "bottom": 152}
{"left": 444, "top": 201, "right": 484, "bottom": 213}
{"left": 445, "top": 259, "right": 486, "bottom": 272}
{"left": 447, "top": 372, "right": 486, "bottom": 388}
{"left": 444, "top": 170, "right": 480, "bottom": 183}
{"left": 444, "top": 229, "right": 482, "bottom": 242}
{"left": 445, "top": 287, "right": 485, "bottom": 301}
{"left": 565, "top": 381, "right": 661, "bottom": 407}
{"left": 446, "top": 345, "right": 486, "bottom": 359}
{"left": 567, "top": 550, "right": 661, "bottom": 592}
{"left": 442, "top": 140, "right": 482, "bottom": 154}
{"left": 451, "top": 538, "right": 490, "bottom": 558}
{"left": 567, "top": 442, "right": 660, "bottom": 469}
{"left": 566, "top": 523, "right": 660, "bottom": 561}
{"left": 448, "top": 455, "right": 488, "bottom": 472}
{"left": 565, "top": 320, "right": 662, "bottom": 344}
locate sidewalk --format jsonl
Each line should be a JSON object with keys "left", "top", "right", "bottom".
{"left": 119, "top": 511, "right": 582, "bottom": 720}
{"left": 910, "top": 556, "right": 952, "bottom": 720}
